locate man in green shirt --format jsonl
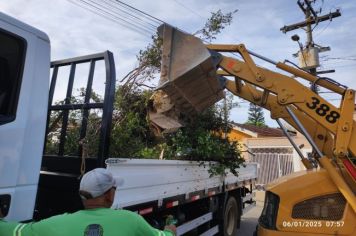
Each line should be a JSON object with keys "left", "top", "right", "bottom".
{"left": 0, "top": 168, "right": 176, "bottom": 236}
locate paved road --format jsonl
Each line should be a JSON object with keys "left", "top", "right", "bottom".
{"left": 236, "top": 191, "right": 264, "bottom": 236}
{"left": 236, "top": 204, "right": 263, "bottom": 236}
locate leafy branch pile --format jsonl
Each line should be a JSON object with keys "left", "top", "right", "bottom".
{"left": 45, "top": 9, "right": 245, "bottom": 176}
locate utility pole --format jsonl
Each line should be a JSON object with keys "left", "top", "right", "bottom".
{"left": 304, "top": 3, "right": 316, "bottom": 75}
{"left": 280, "top": 0, "right": 341, "bottom": 85}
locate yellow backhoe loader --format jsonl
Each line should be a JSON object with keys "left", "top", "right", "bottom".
{"left": 150, "top": 24, "right": 356, "bottom": 236}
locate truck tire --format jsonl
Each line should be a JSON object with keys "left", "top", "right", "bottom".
{"left": 223, "top": 196, "right": 239, "bottom": 236}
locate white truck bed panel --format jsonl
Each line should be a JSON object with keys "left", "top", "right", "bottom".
{"left": 106, "top": 158, "right": 258, "bottom": 209}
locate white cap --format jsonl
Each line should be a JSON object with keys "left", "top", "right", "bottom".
{"left": 79, "top": 168, "right": 117, "bottom": 199}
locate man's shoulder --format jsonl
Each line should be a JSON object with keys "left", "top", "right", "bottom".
{"left": 37, "top": 212, "right": 71, "bottom": 223}
{"left": 105, "top": 209, "right": 144, "bottom": 223}
{"left": 80, "top": 208, "right": 140, "bottom": 217}
{"left": 106, "top": 209, "right": 140, "bottom": 218}
{"left": 39, "top": 208, "right": 141, "bottom": 224}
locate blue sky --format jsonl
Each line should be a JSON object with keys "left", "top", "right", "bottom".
{"left": 1, "top": 0, "right": 355, "bottom": 127}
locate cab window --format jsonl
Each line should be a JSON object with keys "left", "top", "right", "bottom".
{"left": 0, "top": 29, "right": 26, "bottom": 124}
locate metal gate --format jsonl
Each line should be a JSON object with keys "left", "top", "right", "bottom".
{"left": 35, "top": 51, "right": 116, "bottom": 220}
{"left": 43, "top": 51, "right": 116, "bottom": 173}
{"left": 250, "top": 148, "right": 294, "bottom": 185}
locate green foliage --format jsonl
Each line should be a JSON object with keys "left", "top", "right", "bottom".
{"left": 109, "top": 85, "right": 157, "bottom": 158}
{"left": 45, "top": 93, "right": 103, "bottom": 157}
{"left": 215, "top": 92, "right": 239, "bottom": 134}
{"left": 207, "top": 140, "right": 245, "bottom": 177}
{"left": 138, "top": 33, "right": 162, "bottom": 68}
{"left": 114, "top": 9, "right": 244, "bottom": 176}
{"left": 195, "top": 9, "right": 238, "bottom": 41}
{"left": 162, "top": 105, "right": 244, "bottom": 176}
{"left": 109, "top": 85, "right": 245, "bottom": 176}
{"left": 45, "top": 86, "right": 245, "bottom": 176}
{"left": 45, "top": 9, "right": 245, "bottom": 177}
{"left": 136, "top": 147, "right": 161, "bottom": 159}
{"left": 245, "top": 103, "right": 267, "bottom": 127}
{"left": 124, "top": 33, "right": 164, "bottom": 84}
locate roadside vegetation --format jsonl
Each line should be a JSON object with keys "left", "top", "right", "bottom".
{"left": 46, "top": 9, "right": 245, "bottom": 176}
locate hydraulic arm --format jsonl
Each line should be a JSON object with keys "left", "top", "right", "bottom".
{"left": 150, "top": 24, "right": 356, "bottom": 214}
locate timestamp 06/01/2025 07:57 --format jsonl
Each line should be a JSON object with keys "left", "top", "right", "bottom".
{"left": 282, "top": 220, "right": 345, "bottom": 228}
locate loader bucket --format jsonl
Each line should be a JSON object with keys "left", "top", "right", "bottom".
{"left": 157, "top": 24, "right": 224, "bottom": 114}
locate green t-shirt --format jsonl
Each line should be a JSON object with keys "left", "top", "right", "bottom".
{"left": 0, "top": 208, "right": 174, "bottom": 236}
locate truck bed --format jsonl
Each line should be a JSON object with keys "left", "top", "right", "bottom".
{"left": 106, "top": 158, "right": 258, "bottom": 210}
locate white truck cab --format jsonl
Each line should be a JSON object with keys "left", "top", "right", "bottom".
{"left": 0, "top": 12, "right": 50, "bottom": 221}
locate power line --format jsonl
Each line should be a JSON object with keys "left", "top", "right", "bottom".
{"left": 75, "top": 0, "right": 153, "bottom": 35}
{"left": 321, "top": 61, "right": 356, "bottom": 67}
{"left": 102, "top": 0, "right": 158, "bottom": 30}
{"left": 322, "top": 57, "right": 356, "bottom": 62}
{"left": 68, "top": 0, "right": 152, "bottom": 37}
{"left": 95, "top": 0, "right": 158, "bottom": 31}
{"left": 313, "top": 19, "right": 331, "bottom": 39}
{"left": 79, "top": 0, "right": 155, "bottom": 34}
{"left": 110, "top": 0, "right": 164, "bottom": 25}
{"left": 68, "top": 0, "right": 168, "bottom": 37}
{"left": 329, "top": 63, "right": 356, "bottom": 69}
{"left": 171, "top": 0, "right": 204, "bottom": 18}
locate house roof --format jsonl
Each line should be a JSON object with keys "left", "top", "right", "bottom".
{"left": 232, "top": 122, "right": 295, "bottom": 137}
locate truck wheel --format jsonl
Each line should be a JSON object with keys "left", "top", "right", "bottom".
{"left": 223, "top": 196, "right": 238, "bottom": 236}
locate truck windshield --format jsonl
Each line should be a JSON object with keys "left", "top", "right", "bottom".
{"left": 0, "top": 29, "right": 26, "bottom": 125}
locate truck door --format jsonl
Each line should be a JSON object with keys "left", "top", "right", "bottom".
{"left": 0, "top": 13, "right": 50, "bottom": 221}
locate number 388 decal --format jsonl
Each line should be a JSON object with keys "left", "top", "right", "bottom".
{"left": 306, "top": 97, "right": 340, "bottom": 124}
